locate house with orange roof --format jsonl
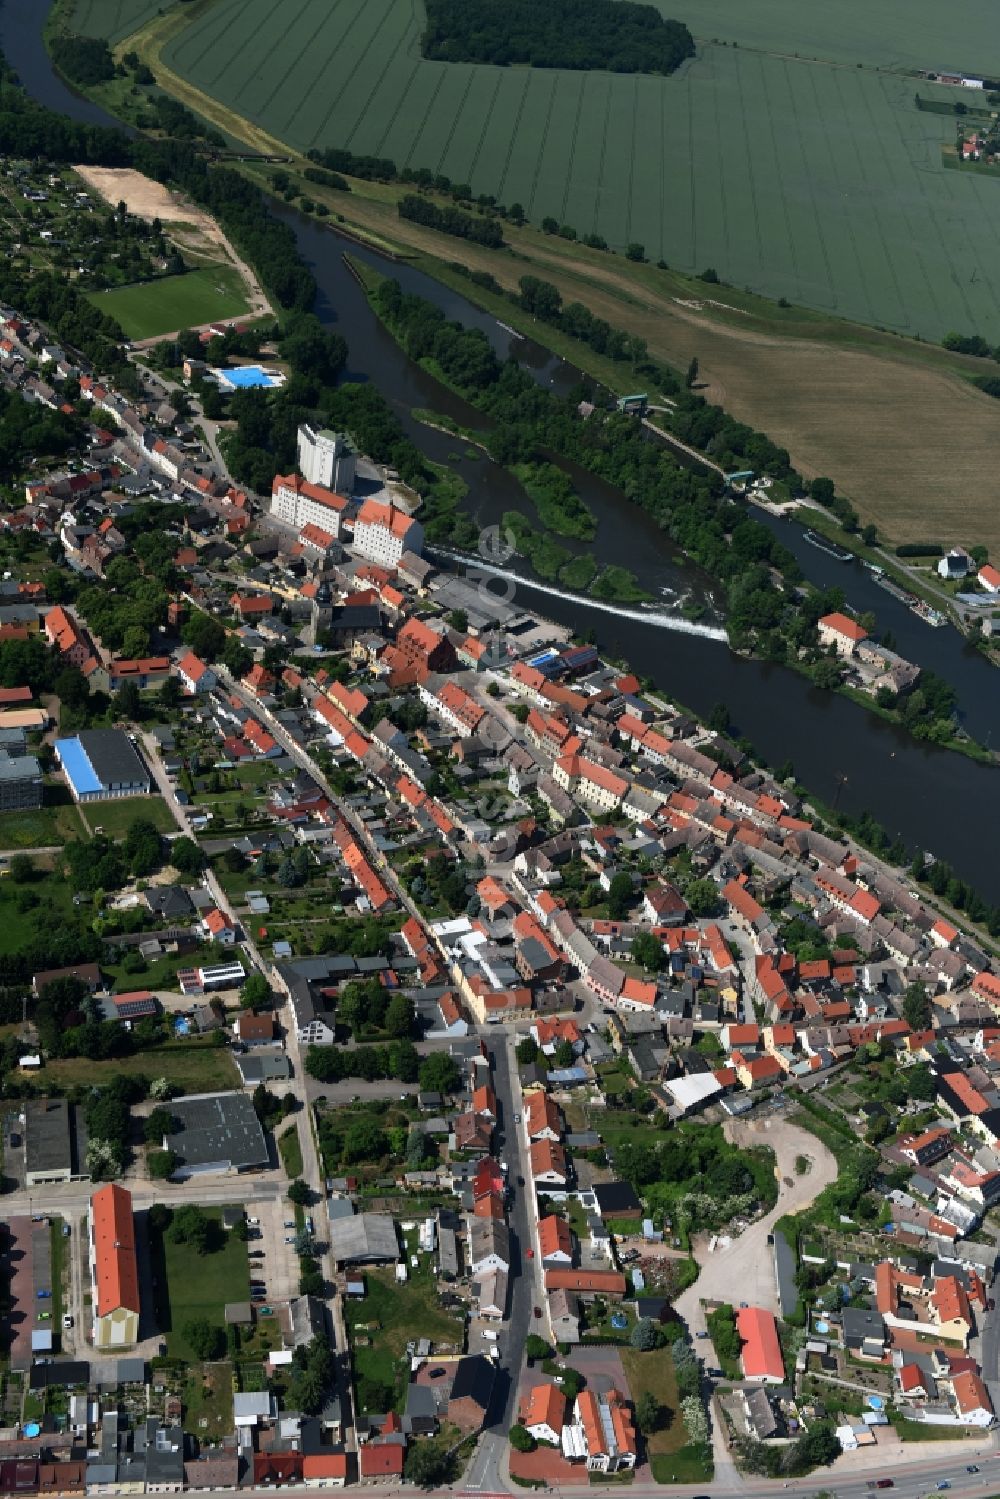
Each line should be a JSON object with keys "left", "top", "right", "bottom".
{"left": 358, "top": 1444, "right": 405, "bottom": 1480}
{"left": 520, "top": 1382, "right": 567, "bottom": 1445}
{"left": 544, "top": 1268, "right": 625, "bottom": 1298}
{"left": 619, "top": 976, "right": 659, "bottom": 1012}
{"left": 899, "top": 1126, "right": 953, "bottom": 1168}
{"left": 477, "top": 875, "right": 514, "bottom": 918}
{"left": 530, "top": 1139, "right": 568, "bottom": 1185}
{"left": 301, "top": 1451, "right": 349, "bottom": 1485}
{"left": 421, "top": 678, "right": 485, "bottom": 738}
{"left": 177, "top": 650, "right": 215, "bottom": 695}
{"left": 818, "top": 611, "right": 868, "bottom": 657}
{"left": 229, "top": 591, "right": 273, "bottom": 619}
{"left": 971, "top": 971, "right": 1000, "bottom": 1008}
{"left": 930, "top": 918, "right": 959, "bottom": 949}
{"left": 531, "top": 1016, "right": 581, "bottom": 1053}
{"left": 456, "top": 633, "right": 489, "bottom": 671}
{"left": 950, "top": 1369, "right": 995, "bottom": 1426}
{"left": 553, "top": 754, "right": 628, "bottom": 813}
{"left": 472, "top": 1083, "right": 497, "bottom": 1121}
{"left": 722, "top": 1022, "right": 760, "bottom": 1052}
{"left": 736, "top": 1053, "right": 784, "bottom": 1090}
{"left": 568, "top": 1390, "right": 636, "bottom": 1472}
{"left": 525, "top": 1089, "right": 562, "bottom": 1142}
{"left": 721, "top": 878, "right": 768, "bottom": 939}
{"left": 242, "top": 662, "right": 276, "bottom": 699}
{"left": 201, "top": 907, "right": 235, "bottom": 945}
{"left": 736, "top": 1306, "right": 784, "bottom": 1383}
{"left": 538, "top": 1214, "right": 574, "bottom": 1266}
{"left": 930, "top": 1276, "right": 973, "bottom": 1344}
{"left": 475, "top": 987, "right": 532, "bottom": 1024}
{"left": 89, "top": 1183, "right": 140, "bottom": 1348}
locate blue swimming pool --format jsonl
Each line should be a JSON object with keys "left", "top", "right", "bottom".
{"left": 215, "top": 364, "right": 283, "bottom": 390}
{"left": 174, "top": 1017, "right": 191, "bottom": 1036}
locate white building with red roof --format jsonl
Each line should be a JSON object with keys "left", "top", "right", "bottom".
{"left": 177, "top": 650, "right": 216, "bottom": 695}
{"left": 818, "top": 611, "right": 869, "bottom": 658}
{"left": 270, "top": 472, "right": 349, "bottom": 538}
{"left": 353, "top": 499, "right": 423, "bottom": 567}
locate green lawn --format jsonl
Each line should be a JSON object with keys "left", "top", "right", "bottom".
{"left": 346, "top": 1263, "right": 465, "bottom": 1410}
{"left": 0, "top": 799, "right": 86, "bottom": 850}
{"left": 87, "top": 264, "right": 249, "bottom": 340}
{"left": 81, "top": 796, "right": 179, "bottom": 837}
{"left": 154, "top": 1208, "right": 249, "bottom": 1360}
{"left": 278, "top": 1124, "right": 303, "bottom": 1179}
{"left": 42, "top": 1039, "right": 239, "bottom": 1095}
{"left": 181, "top": 1362, "right": 235, "bottom": 1438}
{"left": 103, "top": 941, "right": 226, "bottom": 993}
{"left": 621, "top": 1346, "right": 713, "bottom": 1484}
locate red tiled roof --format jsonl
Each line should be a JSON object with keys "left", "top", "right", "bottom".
{"left": 91, "top": 1183, "right": 140, "bottom": 1317}
{"left": 736, "top": 1306, "right": 784, "bottom": 1381}
{"left": 819, "top": 611, "right": 867, "bottom": 642}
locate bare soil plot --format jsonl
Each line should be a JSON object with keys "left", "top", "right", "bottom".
{"left": 74, "top": 165, "right": 272, "bottom": 324}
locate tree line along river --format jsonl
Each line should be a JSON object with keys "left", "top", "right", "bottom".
{"left": 9, "top": 0, "right": 1000, "bottom": 902}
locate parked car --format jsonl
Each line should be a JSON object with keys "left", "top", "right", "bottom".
{"left": 62, "top": 1314, "right": 73, "bottom": 1329}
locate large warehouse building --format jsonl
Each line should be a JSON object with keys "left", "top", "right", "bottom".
{"left": 54, "top": 729, "right": 152, "bottom": 802}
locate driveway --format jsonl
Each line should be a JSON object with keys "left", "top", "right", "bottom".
{"left": 674, "top": 1114, "right": 838, "bottom": 1334}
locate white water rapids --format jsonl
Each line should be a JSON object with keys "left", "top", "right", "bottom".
{"left": 428, "top": 548, "right": 730, "bottom": 641}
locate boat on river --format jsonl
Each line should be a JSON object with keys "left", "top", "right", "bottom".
{"left": 804, "top": 529, "right": 853, "bottom": 562}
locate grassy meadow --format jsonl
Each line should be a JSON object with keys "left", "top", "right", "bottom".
{"left": 87, "top": 264, "right": 249, "bottom": 340}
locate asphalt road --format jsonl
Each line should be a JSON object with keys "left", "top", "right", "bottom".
{"left": 485, "top": 1035, "right": 534, "bottom": 1435}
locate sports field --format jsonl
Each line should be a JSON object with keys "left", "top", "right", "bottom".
{"left": 153, "top": 0, "right": 1000, "bottom": 341}
{"left": 87, "top": 263, "right": 249, "bottom": 339}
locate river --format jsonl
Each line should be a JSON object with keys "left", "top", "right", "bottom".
{"left": 8, "top": 0, "right": 1000, "bottom": 902}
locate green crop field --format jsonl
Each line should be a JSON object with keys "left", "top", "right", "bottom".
{"left": 71, "top": 0, "right": 165, "bottom": 45}
{"left": 650, "top": 0, "right": 1000, "bottom": 72}
{"left": 87, "top": 264, "right": 249, "bottom": 339}
{"left": 151, "top": 0, "right": 1000, "bottom": 341}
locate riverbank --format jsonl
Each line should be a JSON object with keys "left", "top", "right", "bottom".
{"left": 352, "top": 252, "right": 996, "bottom": 766}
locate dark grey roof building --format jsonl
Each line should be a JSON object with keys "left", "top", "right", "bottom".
{"left": 165, "top": 1091, "right": 269, "bottom": 1178}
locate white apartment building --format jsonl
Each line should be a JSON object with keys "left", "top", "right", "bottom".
{"left": 297, "top": 424, "right": 357, "bottom": 493}
{"left": 353, "top": 498, "right": 423, "bottom": 567}
{"left": 270, "top": 473, "right": 349, "bottom": 538}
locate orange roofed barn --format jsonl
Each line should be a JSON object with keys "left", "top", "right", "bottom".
{"left": 89, "top": 1183, "right": 140, "bottom": 1348}
{"left": 736, "top": 1306, "right": 784, "bottom": 1383}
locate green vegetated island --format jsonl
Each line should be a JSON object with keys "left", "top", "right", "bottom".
{"left": 421, "top": 0, "right": 695, "bottom": 74}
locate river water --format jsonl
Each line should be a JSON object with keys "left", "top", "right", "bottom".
{"left": 8, "top": 0, "right": 1000, "bottom": 900}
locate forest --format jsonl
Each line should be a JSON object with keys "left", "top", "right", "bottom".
{"left": 421, "top": 0, "right": 695, "bottom": 74}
